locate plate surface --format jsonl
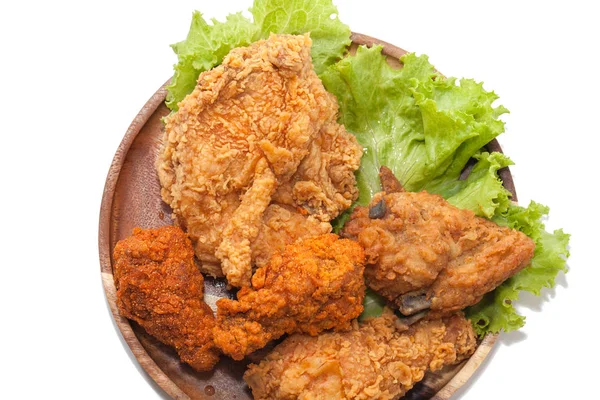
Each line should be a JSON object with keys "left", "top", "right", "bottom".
{"left": 99, "top": 33, "right": 515, "bottom": 400}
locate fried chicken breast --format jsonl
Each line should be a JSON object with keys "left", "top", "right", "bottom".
{"left": 113, "top": 226, "right": 219, "bottom": 372}
{"left": 342, "top": 167, "right": 535, "bottom": 319}
{"left": 213, "top": 234, "right": 366, "bottom": 360}
{"left": 157, "top": 33, "right": 362, "bottom": 287}
{"left": 244, "top": 310, "right": 477, "bottom": 400}
{"left": 272, "top": 120, "right": 363, "bottom": 221}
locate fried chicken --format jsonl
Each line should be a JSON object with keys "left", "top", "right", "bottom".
{"left": 112, "top": 226, "right": 219, "bottom": 372}
{"left": 272, "top": 120, "right": 363, "bottom": 221}
{"left": 244, "top": 310, "right": 477, "bottom": 400}
{"left": 157, "top": 33, "right": 362, "bottom": 287}
{"left": 342, "top": 167, "right": 535, "bottom": 319}
{"left": 213, "top": 234, "right": 366, "bottom": 360}
{"left": 252, "top": 204, "right": 332, "bottom": 268}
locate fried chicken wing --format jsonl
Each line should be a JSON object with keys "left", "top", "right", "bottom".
{"left": 157, "top": 34, "right": 362, "bottom": 287}
{"left": 113, "top": 226, "right": 219, "bottom": 371}
{"left": 342, "top": 167, "right": 535, "bottom": 319}
{"left": 213, "top": 234, "right": 366, "bottom": 360}
{"left": 244, "top": 310, "right": 477, "bottom": 400}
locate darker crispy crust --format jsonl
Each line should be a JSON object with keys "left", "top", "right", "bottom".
{"left": 113, "top": 226, "right": 220, "bottom": 371}
{"left": 213, "top": 233, "right": 366, "bottom": 360}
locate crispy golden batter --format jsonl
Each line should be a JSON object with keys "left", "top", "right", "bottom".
{"left": 213, "top": 234, "right": 366, "bottom": 360}
{"left": 428, "top": 217, "right": 534, "bottom": 315}
{"left": 252, "top": 204, "right": 332, "bottom": 268}
{"left": 345, "top": 191, "right": 459, "bottom": 297}
{"left": 157, "top": 34, "right": 361, "bottom": 287}
{"left": 244, "top": 310, "right": 476, "bottom": 400}
{"left": 113, "top": 226, "right": 219, "bottom": 372}
{"left": 342, "top": 168, "right": 535, "bottom": 318}
{"left": 272, "top": 121, "right": 362, "bottom": 221}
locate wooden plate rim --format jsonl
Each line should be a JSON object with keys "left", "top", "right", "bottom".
{"left": 98, "top": 32, "right": 512, "bottom": 400}
{"left": 98, "top": 81, "right": 188, "bottom": 399}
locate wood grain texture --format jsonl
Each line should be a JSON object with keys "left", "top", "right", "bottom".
{"left": 99, "top": 33, "right": 514, "bottom": 400}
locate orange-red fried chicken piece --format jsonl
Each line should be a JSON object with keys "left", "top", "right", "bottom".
{"left": 244, "top": 310, "right": 476, "bottom": 400}
{"left": 342, "top": 167, "right": 535, "bottom": 318}
{"left": 113, "top": 226, "right": 219, "bottom": 371}
{"left": 213, "top": 234, "right": 366, "bottom": 360}
{"left": 157, "top": 33, "right": 362, "bottom": 287}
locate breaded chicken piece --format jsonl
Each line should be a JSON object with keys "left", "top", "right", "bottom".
{"left": 213, "top": 234, "right": 366, "bottom": 360}
{"left": 272, "top": 121, "right": 363, "bottom": 221}
{"left": 157, "top": 34, "right": 362, "bottom": 287}
{"left": 244, "top": 310, "right": 476, "bottom": 400}
{"left": 113, "top": 226, "right": 219, "bottom": 372}
{"left": 252, "top": 204, "right": 332, "bottom": 268}
{"left": 427, "top": 218, "right": 535, "bottom": 317}
{"left": 342, "top": 167, "right": 535, "bottom": 319}
{"left": 346, "top": 191, "right": 460, "bottom": 297}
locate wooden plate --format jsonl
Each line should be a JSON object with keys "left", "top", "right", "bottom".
{"left": 99, "top": 33, "right": 515, "bottom": 400}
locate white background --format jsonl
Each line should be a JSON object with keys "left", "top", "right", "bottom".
{"left": 0, "top": 1, "right": 597, "bottom": 399}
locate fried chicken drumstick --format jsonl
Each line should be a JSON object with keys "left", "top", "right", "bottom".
{"left": 244, "top": 310, "right": 477, "bottom": 400}
{"left": 113, "top": 226, "right": 220, "bottom": 371}
{"left": 342, "top": 167, "right": 535, "bottom": 320}
{"left": 213, "top": 234, "right": 366, "bottom": 360}
{"left": 157, "top": 33, "right": 362, "bottom": 287}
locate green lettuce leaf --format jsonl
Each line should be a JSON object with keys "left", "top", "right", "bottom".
{"left": 426, "top": 151, "right": 513, "bottom": 218}
{"left": 358, "top": 288, "right": 386, "bottom": 322}
{"left": 166, "top": 0, "right": 350, "bottom": 111}
{"left": 251, "top": 0, "right": 350, "bottom": 75}
{"left": 466, "top": 285, "right": 525, "bottom": 335}
{"left": 413, "top": 78, "right": 509, "bottom": 182}
{"left": 166, "top": 12, "right": 259, "bottom": 110}
{"left": 321, "top": 47, "right": 508, "bottom": 202}
{"left": 467, "top": 201, "right": 570, "bottom": 336}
